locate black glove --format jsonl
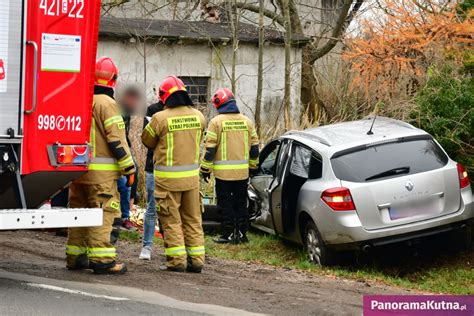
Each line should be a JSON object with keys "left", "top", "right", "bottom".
{"left": 201, "top": 171, "right": 211, "bottom": 183}
{"left": 249, "top": 168, "right": 259, "bottom": 177}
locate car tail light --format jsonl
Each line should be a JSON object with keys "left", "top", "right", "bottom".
{"left": 457, "top": 163, "right": 470, "bottom": 189}
{"left": 56, "top": 145, "right": 91, "bottom": 165}
{"left": 321, "top": 187, "right": 356, "bottom": 211}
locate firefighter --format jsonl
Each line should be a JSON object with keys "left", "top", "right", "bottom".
{"left": 200, "top": 88, "right": 259, "bottom": 244}
{"left": 142, "top": 76, "right": 206, "bottom": 273}
{"left": 66, "top": 57, "right": 136, "bottom": 274}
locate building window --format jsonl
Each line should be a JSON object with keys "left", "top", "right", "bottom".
{"left": 179, "top": 76, "right": 209, "bottom": 106}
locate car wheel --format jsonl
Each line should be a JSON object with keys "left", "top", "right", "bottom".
{"left": 304, "top": 221, "right": 337, "bottom": 266}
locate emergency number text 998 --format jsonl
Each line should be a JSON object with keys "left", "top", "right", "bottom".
{"left": 37, "top": 114, "right": 82, "bottom": 132}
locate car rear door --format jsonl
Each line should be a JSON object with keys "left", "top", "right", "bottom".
{"left": 331, "top": 136, "right": 461, "bottom": 230}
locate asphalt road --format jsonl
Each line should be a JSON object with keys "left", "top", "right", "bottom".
{"left": 0, "top": 271, "right": 260, "bottom": 316}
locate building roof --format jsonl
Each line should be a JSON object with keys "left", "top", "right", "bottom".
{"left": 99, "top": 17, "right": 309, "bottom": 46}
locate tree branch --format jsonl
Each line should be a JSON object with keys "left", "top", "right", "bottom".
{"left": 346, "top": 0, "right": 364, "bottom": 25}
{"left": 234, "top": 2, "right": 285, "bottom": 26}
{"left": 308, "top": 0, "right": 364, "bottom": 64}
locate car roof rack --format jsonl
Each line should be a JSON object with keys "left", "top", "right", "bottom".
{"left": 285, "top": 131, "right": 332, "bottom": 146}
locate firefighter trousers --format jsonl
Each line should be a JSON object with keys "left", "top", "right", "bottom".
{"left": 155, "top": 185, "right": 205, "bottom": 269}
{"left": 215, "top": 178, "right": 249, "bottom": 230}
{"left": 66, "top": 180, "right": 121, "bottom": 269}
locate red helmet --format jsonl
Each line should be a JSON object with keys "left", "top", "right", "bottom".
{"left": 158, "top": 76, "right": 186, "bottom": 103}
{"left": 212, "top": 88, "right": 234, "bottom": 108}
{"left": 95, "top": 56, "right": 119, "bottom": 88}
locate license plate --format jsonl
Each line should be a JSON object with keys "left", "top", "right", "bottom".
{"left": 388, "top": 198, "right": 440, "bottom": 220}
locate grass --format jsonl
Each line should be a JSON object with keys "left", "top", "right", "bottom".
{"left": 120, "top": 229, "right": 474, "bottom": 295}
{"left": 119, "top": 230, "right": 143, "bottom": 242}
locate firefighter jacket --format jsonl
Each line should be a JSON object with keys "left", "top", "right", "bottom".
{"left": 141, "top": 106, "right": 206, "bottom": 191}
{"left": 201, "top": 112, "right": 259, "bottom": 181}
{"left": 77, "top": 94, "right": 136, "bottom": 184}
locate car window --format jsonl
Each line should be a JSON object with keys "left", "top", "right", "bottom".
{"left": 259, "top": 142, "right": 280, "bottom": 176}
{"left": 290, "top": 145, "right": 311, "bottom": 178}
{"left": 288, "top": 144, "right": 323, "bottom": 180}
{"left": 308, "top": 152, "right": 323, "bottom": 180}
{"left": 331, "top": 138, "right": 448, "bottom": 182}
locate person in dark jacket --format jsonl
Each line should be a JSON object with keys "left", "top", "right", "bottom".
{"left": 138, "top": 100, "right": 164, "bottom": 260}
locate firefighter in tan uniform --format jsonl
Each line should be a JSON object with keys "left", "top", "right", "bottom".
{"left": 142, "top": 76, "right": 206, "bottom": 273}
{"left": 66, "top": 57, "right": 136, "bottom": 274}
{"left": 200, "top": 88, "right": 259, "bottom": 244}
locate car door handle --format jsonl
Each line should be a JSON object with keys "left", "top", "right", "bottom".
{"left": 377, "top": 203, "right": 391, "bottom": 210}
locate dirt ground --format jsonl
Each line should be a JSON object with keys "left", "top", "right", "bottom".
{"left": 0, "top": 230, "right": 410, "bottom": 315}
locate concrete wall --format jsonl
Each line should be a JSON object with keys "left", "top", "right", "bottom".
{"left": 97, "top": 37, "right": 302, "bottom": 128}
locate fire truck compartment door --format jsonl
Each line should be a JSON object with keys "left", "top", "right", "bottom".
{"left": 0, "top": 0, "right": 24, "bottom": 138}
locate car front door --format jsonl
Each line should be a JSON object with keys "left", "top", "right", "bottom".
{"left": 268, "top": 140, "right": 293, "bottom": 235}
{"left": 250, "top": 139, "right": 292, "bottom": 234}
{"left": 250, "top": 140, "right": 282, "bottom": 233}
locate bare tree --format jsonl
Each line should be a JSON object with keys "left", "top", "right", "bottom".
{"left": 227, "top": 0, "right": 239, "bottom": 93}
{"left": 235, "top": 0, "right": 364, "bottom": 124}
{"left": 254, "top": 0, "right": 265, "bottom": 134}
{"left": 282, "top": 0, "right": 292, "bottom": 129}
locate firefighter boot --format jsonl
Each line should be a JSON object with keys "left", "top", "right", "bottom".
{"left": 93, "top": 262, "right": 128, "bottom": 275}
{"left": 66, "top": 254, "right": 90, "bottom": 270}
{"left": 159, "top": 265, "right": 186, "bottom": 272}
{"left": 186, "top": 256, "right": 202, "bottom": 273}
{"left": 214, "top": 221, "right": 234, "bottom": 244}
{"left": 237, "top": 218, "right": 249, "bottom": 244}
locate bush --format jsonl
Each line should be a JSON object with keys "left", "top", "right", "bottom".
{"left": 411, "top": 67, "right": 474, "bottom": 174}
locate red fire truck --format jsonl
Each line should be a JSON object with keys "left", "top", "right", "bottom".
{"left": 0, "top": 0, "right": 102, "bottom": 229}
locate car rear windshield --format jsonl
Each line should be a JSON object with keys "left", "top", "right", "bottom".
{"left": 331, "top": 137, "right": 449, "bottom": 182}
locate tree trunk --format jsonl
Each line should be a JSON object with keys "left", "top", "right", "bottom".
{"left": 300, "top": 49, "right": 315, "bottom": 123}
{"left": 228, "top": 0, "right": 238, "bottom": 93}
{"left": 301, "top": 49, "right": 332, "bottom": 124}
{"left": 282, "top": 0, "right": 292, "bottom": 130}
{"left": 255, "top": 0, "right": 264, "bottom": 136}
{"left": 143, "top": 37, "right": 147, "bottom": 85}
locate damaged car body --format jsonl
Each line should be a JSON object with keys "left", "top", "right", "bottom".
{"left": 248, "top": 117, "right": 473, "bottom": 265}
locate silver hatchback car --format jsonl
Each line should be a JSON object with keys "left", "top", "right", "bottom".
{"left": 248, "top": 117, "right": 473, "bottom": 265}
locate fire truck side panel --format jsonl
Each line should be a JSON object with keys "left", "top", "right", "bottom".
{"left": 1, "top": 0, "right": 101, "bottom": 208}
{"left": 22, "top": 0, "right": 101, "bottom": 175}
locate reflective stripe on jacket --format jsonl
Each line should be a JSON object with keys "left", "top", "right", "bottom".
{"left": 77, "top": 94, "right": 136, "bottom": 184}
{"left": 141, "top": 106, "right": 206, "bottom": 191}
{"left": 201, "top": 113, "right": 259, "bottom": 181}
